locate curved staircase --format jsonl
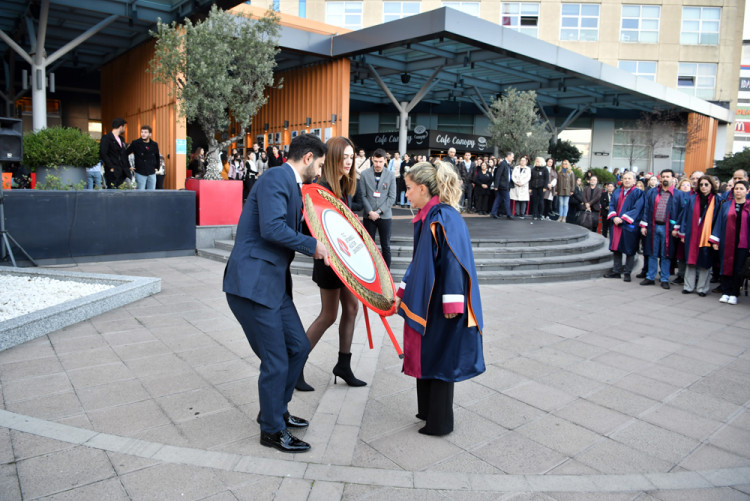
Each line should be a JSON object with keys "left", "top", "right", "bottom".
{"left": 197, "top": 214, "right": 615, "bottom": 284}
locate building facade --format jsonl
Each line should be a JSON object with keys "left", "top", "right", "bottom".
{"left": 254, "top": 0, "right": 744, "bottom": 170}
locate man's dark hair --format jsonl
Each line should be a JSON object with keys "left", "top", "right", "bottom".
{"left": 604, "top": 182, "right": 614, "bottom": 187}
{"left": 140, "top": 125, "right": 152, "bottom": 133}
{"left": 505, "top": 151, "right": 514, "bottom": 158}
{"left": 287, "top": 134, "right": 327, "bottom": 162}
{"left": 112, "top": 118, "right": 126, "bottom": 129}
{"left": 735, "top": 180, "right": 750, "bottom": 191}
{"left": 660, "top": 169, "right": 674, "bottom": 177}
{"left": 372, "top": 148, "right": 387, "bottom": 158}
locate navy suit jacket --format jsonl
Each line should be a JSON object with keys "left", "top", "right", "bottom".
{"left": 223, "top": 164, "right": 317, "bottom": 308}
{"left": 493, "top": 159, "right": 512, "bottom": 191}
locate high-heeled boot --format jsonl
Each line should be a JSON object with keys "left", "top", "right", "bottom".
{"left": 295, "top": 368, "right": 314, "bottom": 392}
{"left": 332, "top": 352, "right": 366, "bottom": 387}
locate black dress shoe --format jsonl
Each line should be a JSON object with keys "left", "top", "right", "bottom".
{"left": 673, "top": 276, "right": 684, "bottom": 284}
{"left": 640, "top": 279, "right": 655, "bottom": 286}
{"left": 698, "top": 292, "right": 707, "bottom": 297}
{"left": 682, "top": 289, "right": 693, "bottom": 294}
{"left": 623, "top": 273, "right": 631, "bottom": 282}
{"left": 661, "top": 281, "right": 670, "bottom": 290}
{"left": 260, "top": 429, "right": 310, "bottom": 453}
{"left": 490, "top": 214, "right": 499, "bottom": 219}
{"left": 636, "top": 272, "right": 647, "bottom": 279}
{"left": 506, "top": 215, "right": 515, "bottom": 220}
{"left": 257, "top": 412, "right": 309, "bottom": 429}
{"left": 603, "top": 272, "right": 621, "bottom": 279}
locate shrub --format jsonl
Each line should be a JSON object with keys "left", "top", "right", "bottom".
{"left": 589, "top": 167, "right": 616, "bottom": 185}
{"left": 23, "top": 127, "right": 100, "bottom": 170}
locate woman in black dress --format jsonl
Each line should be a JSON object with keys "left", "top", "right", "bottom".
{"left": 473, "top": 159, "right": 493, "bottom": 214}
{"left": 297, "top": 136, "right": 366, "bottom": 391}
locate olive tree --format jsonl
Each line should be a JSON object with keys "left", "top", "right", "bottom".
{"left": 150, "top": 5, "right": 280, "bottom": 179}
{"left": 488, "top": 88, "right": 552, "bottom": 160}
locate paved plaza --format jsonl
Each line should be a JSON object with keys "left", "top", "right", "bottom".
{"left": 0, "top": 254, "right": 749, "bottom": 500}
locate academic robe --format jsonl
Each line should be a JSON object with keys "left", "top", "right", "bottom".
{"left": 639, "top": 186, "right": 683, "bottom": 259}
{"left": 678, "top": 192, "right": 720, "bottom": 269}
{"left": 709, "top": 200, "right": 750, "bottom": 276}
{"left": 607, "top": 186, "right": 644, "bottom": 255}
{"left": 397, "top": 196, "right": 485, "bottom": 382}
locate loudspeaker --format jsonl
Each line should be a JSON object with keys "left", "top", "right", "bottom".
{"left": 0, "top": 117, "right": 22, "bottom": 163}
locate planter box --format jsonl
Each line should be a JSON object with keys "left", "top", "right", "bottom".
{"left": 185, "top": 178, "right": 243, "bottom": 226}
{"left": 35, "top": 166, "right": 87, "bottom": 188}
{"left": 3, "top": 190, "right": 196, "bottom": 262}
{"left": 1, "top": 172, "right": 10, "bottom": 189}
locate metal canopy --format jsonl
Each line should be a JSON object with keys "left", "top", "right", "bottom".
{"left": 281, "top": 7, "right": 732, "bottom": 124}
{"left": 0, "top": 0, "right": 243, "bottom": 73}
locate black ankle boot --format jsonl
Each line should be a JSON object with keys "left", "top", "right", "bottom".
{"left": 295, "top": 368, "right": 314, "bottom": 392}
{"left": 332, "top": 352, "right": 366, "bottom": 387}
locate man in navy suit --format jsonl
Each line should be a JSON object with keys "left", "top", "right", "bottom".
{"left": 223, "top": 134, "right": 329, "bottom": 453}
{"left": 490, "top": 151, "right": 515, "bottom": 220}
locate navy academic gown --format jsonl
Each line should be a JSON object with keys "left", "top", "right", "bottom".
{"left": 397, "top": 197, "right": 485, "bottom": 382}
{"left": 607, "top": 186, "right": 644, "bottom": 255}
{"left": 639, "top": 186, "right": 683, "bottom": 259}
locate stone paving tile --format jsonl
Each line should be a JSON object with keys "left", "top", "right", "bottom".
{"left": 86, "top": 399, "right": 171, "bottom": 436}
{"left": 101, "top": 327, "right": 159, "bottom": 347}
{"left": 9, "top": 430, "right": 75, "bottom": 461}
{"left": 610, "top": 421, "right": 700, "bottom": 464}
{"left": 568, "top": 360, "right": 629, "bottom": 384}
{"left": 638, "top": 364, "right": 702, "bottom": 388}
{"left": 193, "top": 358, "right": 259, "bottom": 387}
{"left": 66, "top": 361, "right": 136, "bottom": 390}
{"left": 48, "top": 333, "right": 111, "bottom": 355}
{"left": 176, "top": 408, "right": 256, "bottom": 449}
{"left": 708, "top": 425, "right": 750, "bottom": 459}
{"left": 465, "top": 393, "right": 545, "bottom": 430}
{"left": 610, "top": 341, "right": 672, "bottom": 363}
{"left": 15, "top": 446, "right": 116, "bottom": 499}
{"left": 472, "top": 365, "right": 527, "bottom": 393}
{"left": 110, "top": 339, "right": 173, "bottom": 362}
{"left": 574, "top": 438, "right": 673, "bottom": 474}
{"left": 677, "top": 346, "right": 736, "bottom": 367}
{"left": 119, "top": 463, "right": 228, "bottom": 500}
{"left": 502, "top": 356, "right": 557, "bottom": 379}
{"left": 648, "top": 487, "right": 750, "bottom": 500}
{"left": 350, "top": 440, "right": 401, "bottom": 470}
{"left": 106, "top": 451, "right": 161, "bottom": 476}
{"left": 428, "top": 451, "right": 503, "bottom": 474}
{"left": 138, "top": 370, "right": 210, "bottom": 398}
{"left": 592, "top": 351, "right": 652, "bottom": 374}
{"left": 5, "top": 390, "right": 83, "bottom": 421}
{"left": 0, "top": 463, "right": 20, "bottom": 500}
{"left": 76, "top": 379, "right": 151, "bottom": 412}
{"left": 516, "top": 414, "right": 603, "bottom": 456}
{"left": 613, "top": 374, "right": 681, "bottom": 402}
{"left": 678, "top": 444, "right": 750, "bottom": 470}
{"left": 0, "top": 337, "right": 55, "bottom": 364}
{"left": 471, "top": 431, "right": 566, "bottom": 474}
{"left": 368, "top": 426, "right": 464, "bottom": 471}
{"left": 0, "top": 356, "right": 64, "bottom": 381}
{"left": 640, "top": 405, "right": 723, "bottom": 441}
{"left": 2, "top": 372, "right": 73, "bottom": 403}
{"left": 503, "top": 381, "right": 577, "bottom": 412}
{"left": 688, "top": 370, "right": 750, "bottom": 406}
{"left": 586, "top": 386, "right": 660, "bottom": 416}
{"left": 57, "top": 346, "right": 123, "bottom": 371}
{"left": 731, "top": 409, "right": 750, "bottom": 430}
{"left": 657, "top": 353, "right": 721, "bottom": 377}
{"left": 525, "top": 347, "right": 584, "bottom": 369}
{"left": 124, "top": 352, "right": 195, "bottom": 379}
{"left": 443, "top": 406, "right": 507, "bottom": 451}
{"left": 552, "top": 339, "right": 610, "bottom": 360}
{"left": 45, "top": 477, "right": 131, "bottom": 500}
{"left": 537, "top": 368, "right": 603, "bottom": 397}
{"left": 665, "top": 390, "right": 742, "bottom": 422}
{"left": 547, "top": 458, "right": 601, "bottom": 475}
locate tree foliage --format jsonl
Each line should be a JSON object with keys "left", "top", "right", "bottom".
{"left": 708, "top": 148, "right": 750, "bottom": 181}
{"left": 149, "top": 5, "right": 280, "bottom": 179}
{"left": 487, "top": 88, "right": 552, "bottom": 160}
{"left": 548, "top": 139, "right": 581, "bottom": 166}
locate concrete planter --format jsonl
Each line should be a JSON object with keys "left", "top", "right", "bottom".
{"left": 3, "top": 190, "right": 197, "bottom": 263}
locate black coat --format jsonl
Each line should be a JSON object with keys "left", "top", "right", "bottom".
{"left": 99, "top": 132, "right": 129, "bottom": 177}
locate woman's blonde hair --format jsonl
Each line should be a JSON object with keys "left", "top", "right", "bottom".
{"left": 406, "top": 161, "right": 462, "bottom": 209}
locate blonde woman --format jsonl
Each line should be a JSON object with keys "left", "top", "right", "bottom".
{"left": 393, "top": 161, "right": 485, "bottom": 436}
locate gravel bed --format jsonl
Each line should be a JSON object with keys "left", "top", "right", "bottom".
{"left": 0, "top": 275, "right": 115, "bottom": 322}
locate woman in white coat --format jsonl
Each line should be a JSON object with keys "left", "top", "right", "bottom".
{"left": 510, "top": 155, "right": 531, "bottom": 217}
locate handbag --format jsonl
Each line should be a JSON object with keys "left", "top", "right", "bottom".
{"left": 577, "top": 209, "right": 592, "bottom": 228}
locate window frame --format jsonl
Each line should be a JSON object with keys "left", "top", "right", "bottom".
{"left": 618, "top": 60, "right": 657, "bottom": 81}
{"left": 442, "top": 1, "right": 481, "bottom": 17}
{"left": 677, "top": 62, "right": 717, "bottom": 100}
{"left": 383, "top": 1, "right": 421, "bottom": 22}
{"left": 620, "top": 4, "right": 660, "bottom": 43}
{"left": 501, "top": 2, "right": 540, "bottom": 38}
{"left": 680, "top": 6, "right": 721, "bottom": 45}
{"left": 560, "top": 3, "right": 600, "bottom": 42}
{"left": 325, "top": 1, "right": 364, "bottom": 30}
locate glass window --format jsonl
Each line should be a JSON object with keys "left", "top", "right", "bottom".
{"left": 501, "top": 3, "right": 540, "bottom": 37}
{"left": 680, "top": 7, "right": 720, "bottom": 45}
{"left": 560, "top": 3, "right": 600, "bottom": 41}
{"left": 677, "top": 62, "right": 716, "bottom": 100}
{"left": 442, "top": 2, "right": 480, "bottom": 17}
{"left": 326, "top": 1, "right": 363, "bottom": 29}
{"left": 613, "top": 120, "right": 650, "bottom": 161}
{"left": 383, "top": 2, "right": 420, "bottom": 22}
{"left": 618, "top": 60, "right": 657, "bottom": 81}
{"left": 299, "top": 0, "right": 307, "bottom": 17}
{"left": 620, "top": 5, "right": 660, "bottom": 43}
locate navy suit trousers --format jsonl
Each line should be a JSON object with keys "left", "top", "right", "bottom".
{"left": 226, "top": 292, "right": 310, "bottom": 434}
{"left": 490, "top": 189, "right": 512, "bottom": 217}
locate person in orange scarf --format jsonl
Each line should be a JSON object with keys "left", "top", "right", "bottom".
{"left": 678, "top": 175, "right": 720, "bottom": 296}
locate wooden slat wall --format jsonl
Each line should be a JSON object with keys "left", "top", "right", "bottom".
{"left": 251, "top": 59, "right": 351, "bottom": 149}
{"left": 684, "top": 113, "right": 718, "bottom": 176}
{"left": 101, "top": 40, "right": 186, "bottom": 190}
